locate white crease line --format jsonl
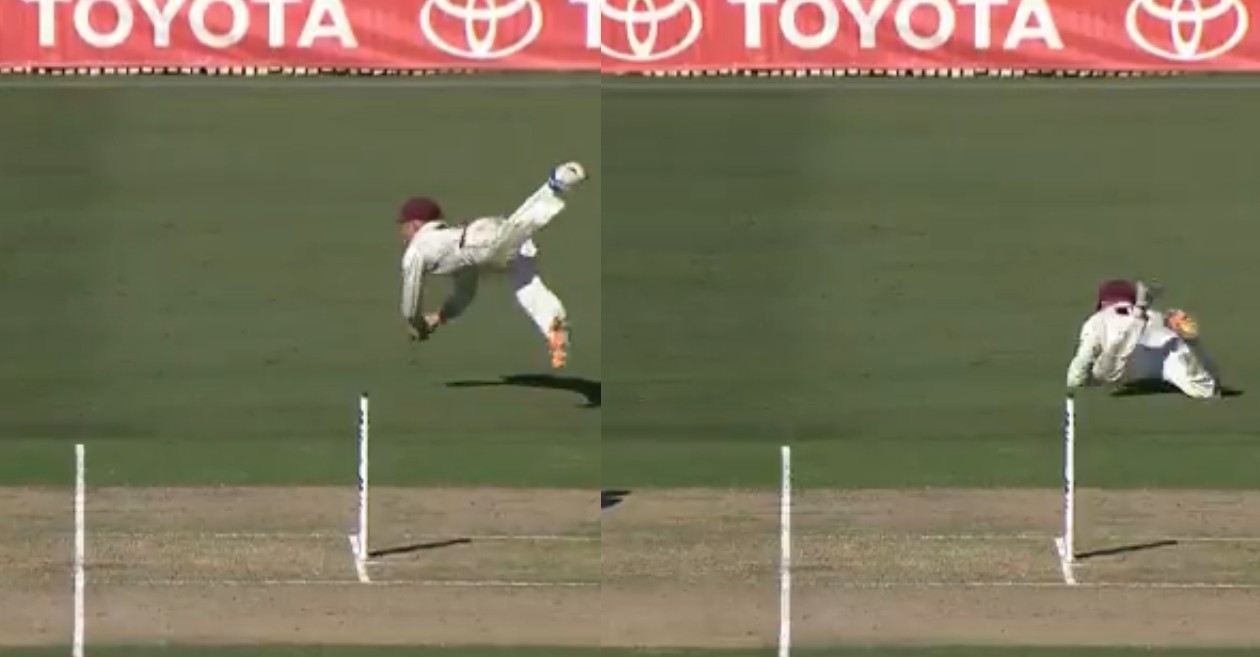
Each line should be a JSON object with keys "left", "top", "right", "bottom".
{"left": 805, "top": 533, "right": 1260, "bottom": 543}
{"left": 103, "top": 578, "right": 1252, "bottom": 590}
{"left": 812, "top": 581, "right": 1260, "bottom": 590}
{"left": 86, "top": 530, "right": 1260, "bottom": 543}
{"left": 117, "top": 578, "right": 599, "bottom": 588}
{"left": 94, "top": 531, "right": 597, "bottom": 541}
{"left": 470, "top": 534, "right": 598, "bottom": 542}
{"left": 92, "top": 531, "right": 343, "bottom": 538}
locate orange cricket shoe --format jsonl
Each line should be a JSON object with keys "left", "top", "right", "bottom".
{"left": 548, "top": 318, "right": 570, "bottom": 369}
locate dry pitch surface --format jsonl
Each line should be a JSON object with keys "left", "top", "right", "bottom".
{"left": 3, "top": 488, "right": 1260, "bottom": 647}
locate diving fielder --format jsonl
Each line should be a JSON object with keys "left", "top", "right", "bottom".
{"left": 399, "top": 161, "right": 586, "bottom": 369}
{"left": 1066, "top": 279, "right": 1221, "bottom": 399}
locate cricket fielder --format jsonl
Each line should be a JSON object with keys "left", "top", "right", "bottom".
{"left": 399, "top": 162, "right": 586, "bottom": 368}
{"left": 1066, "top": 279, "right": 1221, "bottom": 399}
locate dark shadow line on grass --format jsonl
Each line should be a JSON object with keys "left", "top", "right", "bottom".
{"left": 1111, "top": 381, "right": 1243, "bottom": 398}
{"left": 368, "top": 538, "right": 472, "bottom": 558}
{"left": 602, "top": 490, "right": 630, "bottom": 510}
{"left": 1075, "top": 539, "right": 1179, "bottom": 561}
{"left": 447, "top": 374, "right": 601, "bottom": 408}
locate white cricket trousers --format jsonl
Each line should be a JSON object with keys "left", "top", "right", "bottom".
{"left": 1124, "top": 323, "right": 1219, "bottom": 399}
{"left": 459, "top": 195, "right": 567, "bottom": 338}
{"left": 510, "top": 246, "right": 567, "bottom": 336}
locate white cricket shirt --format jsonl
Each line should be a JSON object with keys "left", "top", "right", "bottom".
{"left": 1066, "top": 302, "right": 1176, "bottom": 387}
{"left": 399, "top": 221, "right": 483, "bottom": 324}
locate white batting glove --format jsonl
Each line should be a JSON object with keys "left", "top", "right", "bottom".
{"left": 548, "top": 161, "right": 586, "bottom": 194}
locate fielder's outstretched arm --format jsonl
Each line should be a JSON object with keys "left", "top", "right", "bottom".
{"left": 438, "top": 269, "right": 480, "bottom": 324}
{"left": 400, "top": 254, "right": 429, "bottom": 336}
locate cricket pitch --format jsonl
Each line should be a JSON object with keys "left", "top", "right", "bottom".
{"left": 3, "top": 488, "right": 1260, "bottom": 647}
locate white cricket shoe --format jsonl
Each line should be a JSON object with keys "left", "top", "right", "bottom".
{"left": 549, "top": 161, "right": 586, "bottom": 194}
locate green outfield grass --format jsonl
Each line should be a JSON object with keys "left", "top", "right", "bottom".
{"left": 0, "top": 77, "right": 600, "bottom": 487}
{"left": 603, "top": 80, "right": 1260, "bottom": 490}
{"left": 4, "top": 76, "right": 1259, "bottom": 495}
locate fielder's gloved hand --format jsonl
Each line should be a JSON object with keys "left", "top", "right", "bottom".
{"left": 1166, "top": 309, "right": 1199, "bottom": 340}
{"left": 1135, "top": 280, "right": 1162, "bottom": 308}
{"left": 408, "top": 318, "right": 438, "bottom": 342}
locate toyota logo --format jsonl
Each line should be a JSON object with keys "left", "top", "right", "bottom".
{"left": 419, "top": 0, "right": 543, "bottom": 60}
{"left": 601, "top": 0, "right": 703, "bottom": 63}
{"left": 1126, "top": 0, "right": 1249, "bottom": 62}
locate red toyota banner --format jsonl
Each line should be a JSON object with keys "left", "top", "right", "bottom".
{"left": 0, "top": 0, "right": 1256, "bottom": 72}
{"left": 598, "top": 0, "right": 1260, "bottom": 72}
{"left": 0, "top": 0, "right": 596, "bottom": 69}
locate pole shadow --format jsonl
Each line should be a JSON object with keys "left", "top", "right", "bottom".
{"left": 367, "top": 538, "right": 472, "bottom": 559}
{"left": 447, "top": 374, "right": 601, "bottom": 408}
{"left": 1074, "top": 539, "right": 1179, "bottom": 561}
{"left": 602, "top": 489, "right": 630, "bottom": 510}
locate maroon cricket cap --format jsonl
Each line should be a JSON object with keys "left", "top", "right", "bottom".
{"left": 1096, "top": 279, "right": 1137, "bottom": 310}
{"left": 398, "top": 197, "right": 443, "bottom": 224}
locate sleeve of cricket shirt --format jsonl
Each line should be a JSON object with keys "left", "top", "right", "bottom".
{"left": 400, "top": 247, "right": 426, "bottom": 323}
{"left": 1066, "top": 315, "right": 1103, "bottom": 388}
{"left": 438, "top": 268, "right": 480, "bottom": 323}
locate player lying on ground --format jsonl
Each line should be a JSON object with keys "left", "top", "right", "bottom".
{"left": 399, "top": 161, "right": 587, "bottom": 369}
{"left": 1066, "top": 279, "right": 1223, "bottom": 399}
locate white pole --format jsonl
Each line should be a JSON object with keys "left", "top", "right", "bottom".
{"left": 73, "top": 443, "right": 85, "bottom": 657}
{"left": 779, "top": 445, "right": 792, "bottom": 657}
{"left": 357, "top": 393, "right": 370, "bottom": 561}
{"left": 1062, "top": 394, "right": 1076, "bottom": 564}
{"left": 1053, "top": 394, "right": 1078, "bottom": 585}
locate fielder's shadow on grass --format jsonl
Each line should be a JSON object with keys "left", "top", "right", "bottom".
{"left": 367, "top": 538, "right": 472, "bottom": 559}
{"left": 1111, "top": 381, "right": 1243, "bottom": 398}
{"left": 447, "top": 374, "right": 601, "bottom": 408}
{"left": 1074, "top": 539, "right": 1179, "bottom": 561}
